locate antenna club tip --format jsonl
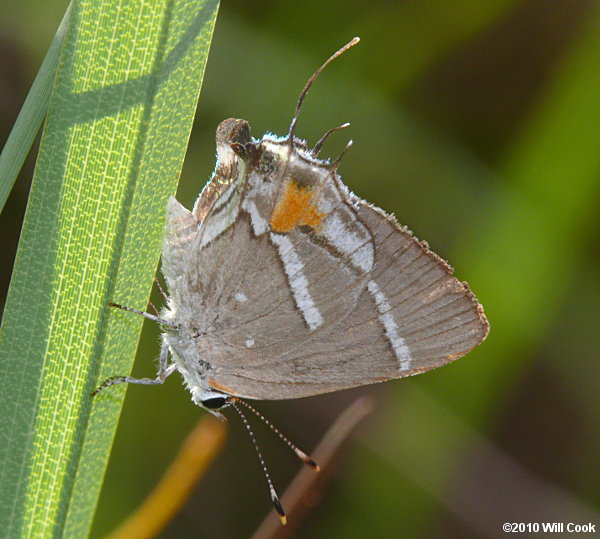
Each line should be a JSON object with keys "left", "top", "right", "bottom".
{"left": 351, "top": 37, "right": 360, "bottom": 44}
{"left": 306, "top": 457, "right": 320, "bottom": 472}
{"left": 295, "top": 449, "right": 319, "bottom": 470}
{"left": 271, "top": 489, "right": 287, "bottom": 524}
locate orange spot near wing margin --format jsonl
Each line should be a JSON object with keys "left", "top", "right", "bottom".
{"left": 270, "top": 180, "right": 325, "bottom": 233}
{"left": 209, "top": 379, "right": 235, "bottom": 394}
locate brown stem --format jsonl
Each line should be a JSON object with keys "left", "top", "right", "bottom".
{"left": 105, "top": 415, "right": 227, "bottom": 539}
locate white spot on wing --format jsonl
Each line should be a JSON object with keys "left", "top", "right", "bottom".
{"left": 270, "top": 233, "right": 324, "bottom": 331}
{"left": 367, "top": 280, "right": 411, "bottom": 370}
{"left": 245, "top": 337, "right": 255, "bottom": 348}
{"left": 235, "top": 292, "right": 248, "bottom": 303}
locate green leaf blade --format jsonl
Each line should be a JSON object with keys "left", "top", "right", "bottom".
{"left": 0, "top": 1, "right": 219, "bottom": 537}
{"left": 0, "top": 5, "right": 71, "bottom": 214}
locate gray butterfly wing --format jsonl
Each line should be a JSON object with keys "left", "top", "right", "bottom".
{"left": 162, "top": 119, "right": 487, "bottom": 400}
{"left": 162, "top": 189, "right": 372, "bottom": 363}
{"left": 200, "top": 197, "right": 488, "bottom": 400}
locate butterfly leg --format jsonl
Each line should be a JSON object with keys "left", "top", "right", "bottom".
{"left": 92, "top": 338, "right": 175, "bottom": 396}
{"left": 153, "top": 276, "right": 169, "bottom": 303}
{"left": 108, "top": 302, "right": 177, "bottom": 328}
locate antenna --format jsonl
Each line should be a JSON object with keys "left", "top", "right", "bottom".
{"left": 230, "top": 400, "right": 287, "bottom": 525}
{"left": 235, "top": 398, "right": 320, "bottom": 471}
{"left": 312, "top": 122, "right": 350, "bottom": 156}
{"left": 287, "top": 37, "right": 360, "bottom": 142}
{"left": 330, "top": 139, "right": 353, "bottom": 172}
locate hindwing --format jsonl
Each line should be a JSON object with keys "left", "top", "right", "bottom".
{"left": 161, "top": 124, "right": 488, "bottom": 400}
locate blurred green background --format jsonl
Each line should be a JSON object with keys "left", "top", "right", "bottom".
{"left": 1, "top": 1, "right": 599, "bottom": 538}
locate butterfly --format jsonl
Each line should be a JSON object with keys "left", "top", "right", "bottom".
{"left": 94, "top": 37, "right": 489, "bottom": 523}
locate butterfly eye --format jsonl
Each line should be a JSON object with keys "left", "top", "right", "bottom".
{"left": 230, "top": 142, "right": 248, "bottom": 158}
{"left": 202, "top": 396, "right": 227, "bottom": 409}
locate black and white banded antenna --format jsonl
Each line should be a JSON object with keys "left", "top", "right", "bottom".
{"left": 229, "top": 398, "right": 320, "bottom": 525}
{"left": 234, "top": 397, "right": 320, "bottom": 471}
{"left": 229, "top": 399, "right": 287, "bottom": 525}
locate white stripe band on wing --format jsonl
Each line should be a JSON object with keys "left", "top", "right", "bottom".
{"left": 242, "top": 198, "right": 270, "bottom": 236}
{"left": 211, "top": 181, "right": 239, "bottom": 212}
{"left": 270, "top": 233, "right": 324, "bottom": 331}
{"left": 241, "top": 172, "right": 277, "bottom": 236}
{"left": 367, "top": 280, "right": 411, "bottom": 370}
{"left": 322, "top": 212, "right": 374, "bottom": 272}
{"left": 198, "top": 175, "right": 245, "bottom": 248}
{"left": 199, "top": 197, "right": 239, "bottom": 247}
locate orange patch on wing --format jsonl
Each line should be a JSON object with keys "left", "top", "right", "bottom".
{"left": 209, "top": 378, "right": 235, "bottom": 394}
{"left": 270, "top": 181, "right": 325, "bottom": 233}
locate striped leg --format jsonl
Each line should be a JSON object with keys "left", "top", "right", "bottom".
{"left": 92, "top": 338, "right": 175, "bottom": 396}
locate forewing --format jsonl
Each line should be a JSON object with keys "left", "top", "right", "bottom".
{"left": 161, "top": 196, "right": 198, "bottom": 306}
